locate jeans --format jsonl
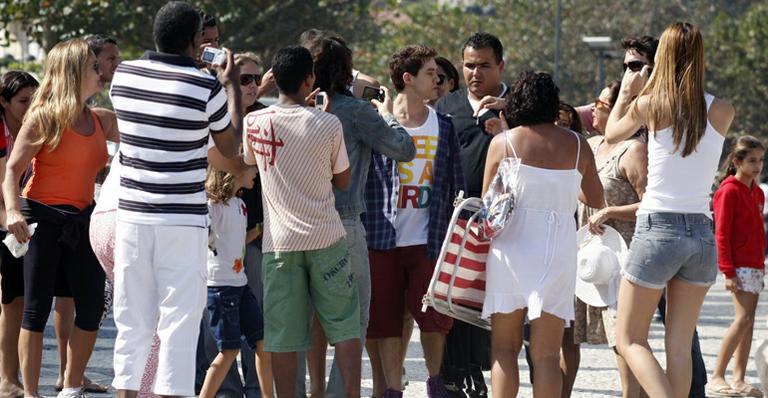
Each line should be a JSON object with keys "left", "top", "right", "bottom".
{"left": 242, "top": 240, "right": 266, "bottom": 398}
{"left": 196, "top": 308, "right": 245, "bottom": 398}
{"left": 194, "top": 240, "right": 266, "bottom": 398}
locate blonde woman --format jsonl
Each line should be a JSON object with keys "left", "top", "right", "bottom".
{"left": 606, "top": 22, "right": 735, "bottom": 398}
{"left": 2, "top": 38, "right": 119, "bottom": 398}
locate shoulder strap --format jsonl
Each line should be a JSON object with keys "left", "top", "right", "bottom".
{"left": 572, "top": 131, "right": 581, "bottom": 170}
{"left": 91, "top": 109, "right": 107, "bottom": 138}
{"left": 504, "top": 130, "right": 519, "bottom": 159}
{"left": 612, "top": 139, "right": 635, "bottom": 174}
{"left": 705, "top": 93, "right": 715, "bottom": 112}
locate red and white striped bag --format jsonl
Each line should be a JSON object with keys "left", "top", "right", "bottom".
{"left": 423, "top": 195, "right": 491, "bottom": 330}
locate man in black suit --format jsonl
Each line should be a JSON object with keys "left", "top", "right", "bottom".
{"left": 435, "top": 32, "right": 508, "bottom": 199}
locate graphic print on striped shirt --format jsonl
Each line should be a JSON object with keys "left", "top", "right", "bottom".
{"left": 110, "top": 52, "right": 231, "bottom": 227}
{"left": 243, "top": 105, "right": 349, "bottom": 252}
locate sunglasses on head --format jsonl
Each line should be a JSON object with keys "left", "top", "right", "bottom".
{"left": 437, "top": 73, "right": 446, "bottom": 85}
{"left": 239, "top": 74, "right": 262, "bottom": 86}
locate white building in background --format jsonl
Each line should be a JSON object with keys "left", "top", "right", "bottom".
{"left": 0, "top": 21, "right": 45, "bottom": 63}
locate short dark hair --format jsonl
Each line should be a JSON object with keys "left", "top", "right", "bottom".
{"left": 299, "top": 29, "right": 325, "bottom": 47}
{"left": 504, "top": 70, "right": 559, "bottom": 127}
{"left": 153, "top": 1, "right": 201, "bottom": 54}
{"left": 558, "top": 102, "right": 584, "bottom": 134}
{"left": 621, "top": 35, "right": 659, "bottom": 65}
{"left": 435, "top": 56, "right": 460, "bottom": 92}
{"left": 0, "top": 71, "right": 39, "bottom": 112}
{"left": 200, "top": 10, "right": 217, "bottom": 28}
{"left": 306, "top": 37, "right": 353, "bottom": 95}
{"left": 389, "top": 45, "right": 438, "bottom": 92}
{"left": 462, "top": 32, "right": 503, "bottom": 64}
{"left": 85, "top": 34, "right": 118, "bottom": 56}
{"left": 272, "top": 46, "right": 314, "bottom": 95}
{"left": 605, "top": 80, "right": 621, "bottom": 108}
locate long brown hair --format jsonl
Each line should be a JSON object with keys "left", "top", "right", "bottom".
{"left": 633, "top": 22, "right": 706, "bottom": 157}
{"left": 719, "top": 135, "right": 765, "bottom": 184}
{"left": 24, "top": 39, "right": 92, "bottom": 150}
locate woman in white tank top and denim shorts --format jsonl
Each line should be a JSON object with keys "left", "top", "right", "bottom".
{"left": 605, "top": 22, "right": 736, "bottom": 398}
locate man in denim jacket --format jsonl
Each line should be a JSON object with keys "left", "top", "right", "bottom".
{"left": 303, "top": 35, "right": 416, "bottom": 398}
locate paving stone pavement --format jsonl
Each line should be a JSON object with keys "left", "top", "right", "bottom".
{"left": 36, "top": 273, "right": 766, "bottom": 397}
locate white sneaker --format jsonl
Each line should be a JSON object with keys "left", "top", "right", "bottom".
{"left": 56, "top": 388, "right": 88, "bottom": 398}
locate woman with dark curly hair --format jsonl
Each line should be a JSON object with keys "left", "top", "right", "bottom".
{"left": 480, "top": 71, "right": 604, "bottom": 397}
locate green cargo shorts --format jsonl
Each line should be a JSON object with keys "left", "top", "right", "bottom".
{"left": 261, "top": 238, "right": 361, "bottom": 352}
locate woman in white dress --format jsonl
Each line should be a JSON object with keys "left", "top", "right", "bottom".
{"left": 606, "top": 22, "right": 735, "bottom": 398}
{"left": 481, "top": 70, "right": 604, "bottom": 397}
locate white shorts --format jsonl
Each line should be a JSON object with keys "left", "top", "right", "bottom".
{"left": 736, "top": 267, "right": 765, "bottom": 294}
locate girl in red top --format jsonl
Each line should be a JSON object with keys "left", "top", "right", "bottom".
{"left": 709, "top": 135, "right": 766, "bottom": 397}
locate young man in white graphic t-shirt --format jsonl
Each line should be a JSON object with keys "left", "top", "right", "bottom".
{"left": 363, "top": 45, "right": 465, "bottom": 398}
{"left": 242, "top": 46, "right": 361, "bottom": 398}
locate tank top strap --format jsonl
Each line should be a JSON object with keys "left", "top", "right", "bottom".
{"left": 504, "top": 130, "right": 519, "bottom": 159}
{"left": 705, "top": 92, "right": 714, "bottom": 112}
{"left": 571, "top": 130, "right": 581, "bottom": 170}
{"left": 89, "top": 109, "right": 106, "bottom": 138}
{"left": 611, "top": 139, "right": 634, "bottom": 176}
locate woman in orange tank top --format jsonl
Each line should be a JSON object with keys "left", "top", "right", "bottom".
{"left": 2, "top": 38, "right": 119, "bottom": 398}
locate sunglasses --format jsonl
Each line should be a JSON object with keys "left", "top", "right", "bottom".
{"left": 239, "top": 74, "right": 262, "bottom": 86}
{"left": 437, "top": 73, "right": 446, "bottom": 85}
{"left": 623, "top": 60, "right": 653, "bottom": 74}
{"left": 594, "top": 98, "right": 611, "bottom": 110}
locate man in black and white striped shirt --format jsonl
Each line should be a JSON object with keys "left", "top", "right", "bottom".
{"left": 109, "top": 2, "right": 242, "bottom": 397}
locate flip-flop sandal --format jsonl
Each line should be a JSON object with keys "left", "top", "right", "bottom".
{"left": 82, "top": 381, "right": 109, "bottom": 394}
{"left": 706, "top": 384, "right": 747, "bottom": 397}
{"left": 0, "top": 386, "right": 24, "bottom": 398}
{"left": 732, "top": 385, "right": 764, "bottom": 398}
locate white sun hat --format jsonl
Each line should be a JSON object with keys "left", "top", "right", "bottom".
{"left": 575, "top": 225, "right": 628, "bottom": 307}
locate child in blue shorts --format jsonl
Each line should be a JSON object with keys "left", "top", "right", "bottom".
{"left": 200, "top": 164, "right": 272, "bottom": 398}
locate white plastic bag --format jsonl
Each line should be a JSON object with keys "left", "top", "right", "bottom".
{"left": 3, "top": 223, "right": 38, "bottom": 258}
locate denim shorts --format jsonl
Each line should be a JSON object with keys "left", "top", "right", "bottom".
{"left": 207, "top": 285, "right": 264, "bottom": 351}
{"left": 622, "top": 213, "right": 717, "bottom": 289}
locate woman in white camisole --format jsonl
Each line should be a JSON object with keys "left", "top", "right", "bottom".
{"left": 605, "top": 22, "right": 735, "bottom": 398}
{"left": 481, "top": 71, "right": 604, "bottom": 397}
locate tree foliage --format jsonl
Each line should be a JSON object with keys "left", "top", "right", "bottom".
{"left": 0, "top": 0, "right": 765, "bottom": 136}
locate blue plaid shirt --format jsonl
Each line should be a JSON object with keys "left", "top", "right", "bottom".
{"left": 362, "top": 111, "right": 465, "bottom": 260}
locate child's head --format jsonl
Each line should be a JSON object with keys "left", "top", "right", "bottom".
{"left": 723, "top": 135, "right": 765, "bottom": 182}
{"left": 206, "top": 165, "right": 258, "bottom": 203}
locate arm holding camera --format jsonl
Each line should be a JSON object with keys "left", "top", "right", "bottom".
{"left": 352, "top": 72, "right": 380, "bottom": 98}
{"left": 370, "top": 86, "right": 394, "bottom": 117}
{"left": 209, "top": 48, "right": 242, "bottom": 158}
{"left": 357, "top": 86, "right": 415, "bottom": 162}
